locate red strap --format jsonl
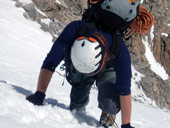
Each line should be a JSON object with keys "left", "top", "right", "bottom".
{"left": 89, "top": 0, "right": 100, "bottom": 4}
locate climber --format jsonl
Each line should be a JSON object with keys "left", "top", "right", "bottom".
{"left": 26, "top": 0, "right": 154, "bottom": 127}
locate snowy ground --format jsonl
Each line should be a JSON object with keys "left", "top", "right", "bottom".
{"left": 0, "top": 0, "right": 170, "bottom": 128}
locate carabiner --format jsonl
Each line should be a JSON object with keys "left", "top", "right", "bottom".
{"left": 60, "top": 64, "right": 66, "bottom": 71}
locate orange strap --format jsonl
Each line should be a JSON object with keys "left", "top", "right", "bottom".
{"left": 130, "top": 5, "right": 154, "bottom": 34}
{"left": 89, "top": 0, "right": 100, "bottom": 4}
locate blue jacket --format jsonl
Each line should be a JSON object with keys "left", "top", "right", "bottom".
{"left": 41, "top": 20, "right": 132, "bottom": 96}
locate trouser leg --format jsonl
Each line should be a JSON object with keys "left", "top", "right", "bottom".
{"left": 97, "top": 67, "right": 120, "bottom": 115}
{"left": 69, "top": 84, "right": 92, "bottom": 111}
{"left": 65, "top": 62, "right": 95, "bottom": 111}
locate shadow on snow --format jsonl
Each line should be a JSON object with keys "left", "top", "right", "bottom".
{"left": 0, "top": 80, "right": 99, "bottom": 127}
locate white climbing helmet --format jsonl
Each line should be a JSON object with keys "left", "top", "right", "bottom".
{"left": 101, "top": 0, "right": 140, "bottom": 22}
{"left": 70, "top": 35, "right": 107, "bottom": 76}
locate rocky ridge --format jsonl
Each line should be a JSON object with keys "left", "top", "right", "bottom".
{"left": 127, "top": 0, "right": 170, "bottom": 110}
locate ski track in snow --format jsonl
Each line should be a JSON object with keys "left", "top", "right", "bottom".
{"left": 0, "top": 0, "right": 170, "bottom": 128}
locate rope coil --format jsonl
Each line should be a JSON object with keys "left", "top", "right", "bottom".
{"left": 130, "top": 5, "right": 154, "bottom": 34}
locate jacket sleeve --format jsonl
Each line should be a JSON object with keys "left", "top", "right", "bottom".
{"left": 41, "top": 20, "right": 83, "bottom": 72}
{"left": 114, "top": 40, "right": 132, "bottom": 96}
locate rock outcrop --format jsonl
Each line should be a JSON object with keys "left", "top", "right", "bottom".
{"left": 127, "top": 0, "right": 170, "bottom": 110}
{"left": 14, "top": 0, "right": 82, "bottom": 41}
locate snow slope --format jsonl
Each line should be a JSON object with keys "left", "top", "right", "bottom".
{"left": 142, "top": 36, "right": 169, "bottom": 80}
{"left": 0, "top": 0, "right": 170, "bottom": 128}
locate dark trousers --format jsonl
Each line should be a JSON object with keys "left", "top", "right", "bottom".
{"left": 67, "top": 66, "right": 120, "bottom": 115}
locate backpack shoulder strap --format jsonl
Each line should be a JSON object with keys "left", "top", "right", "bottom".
{"left": 77, "top": 22, "right": 97, "bottom": 37}
{"left": 111, "top": 30, "right": 122, "bottom": 60}
{"left": 105, "top": 31, "right": 122, "bottom": 68}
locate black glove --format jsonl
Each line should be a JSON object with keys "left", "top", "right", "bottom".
{"left": 26, "top": 91, "right": 46, "bottom": 105}
{"left": 121, "top": 123, "right": 134, "bottom": 128}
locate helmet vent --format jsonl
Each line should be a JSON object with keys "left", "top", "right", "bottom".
{"left": 106, "top": 6, "right": 110, "bottom": 9}
{"left": 95, "top": 51, "right": 102, "bottom": 59}
{"left": 131, "top": 2, "right": 135, "bottom": 5}
{"left": 95, "top": 45, "right": 100, "bottom": 50}
{"left": 81, "top": 41, "right": 85, "bottom": 47}
{"left": 125, "top": 18, "right": 129, "bottom": 21}
{"left": 129, "top": 9, "right": 133, "bottom": 13}
{"left": 95, "top": 61, "right": 100, "bottom": 66}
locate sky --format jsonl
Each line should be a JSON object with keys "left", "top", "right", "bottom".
{"left": 0, "top": 0, "right": 170, "bottom": 128}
